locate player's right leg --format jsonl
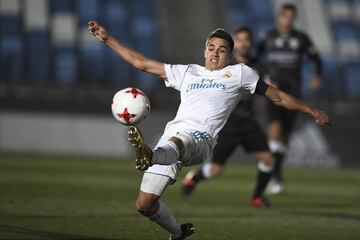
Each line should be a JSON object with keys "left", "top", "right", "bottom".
{"left": 128, "top": 126, "right": 153, "bottom": 171}
{"left": 128, "top": 126, "right": 184, "bottom": 171}
{"left": 136, "top": 171, "right": 195, "bottom": 240}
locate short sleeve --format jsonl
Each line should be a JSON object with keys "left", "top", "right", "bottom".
{"left": 241, "top": 64, "right": 260, "bottom": 94}
{"left": 164, "top": 64, "right": 190, "bottom": 91}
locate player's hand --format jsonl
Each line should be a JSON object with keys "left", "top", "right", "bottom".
{"left": 313, "top": 109, "right": 331, "bottom": 127}
{"left": 88, "top": 21, "right": 109, "bottom": 42}
{"left": 310, "top": 75, "right": 321, "bottom": 93}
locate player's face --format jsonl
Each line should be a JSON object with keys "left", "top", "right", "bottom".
{"left": 278, "top": 9, "right": 295, "bottom": 31}
{"left": 233, "top": 31, "right": 252, "bottom": 57}
{"left": 204, "top": 37, "right": 231, "bottom": 71}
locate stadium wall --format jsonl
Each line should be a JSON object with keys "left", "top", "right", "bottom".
{"left": 0, "top": 111, "right": 174, "bottom": 157}
{"left": 2, "top": 109, "right": 358, "bottom": 168}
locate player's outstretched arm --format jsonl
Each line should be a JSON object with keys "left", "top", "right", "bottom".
{"left": 264, "top": 85, "right": 330, "bottom": 126}
{"left": 88, "top": 21, "right": 166, "bottom": 80}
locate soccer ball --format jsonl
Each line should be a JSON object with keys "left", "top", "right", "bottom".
{"left": 111, "top": 87, "right": 151, "bottom": 126}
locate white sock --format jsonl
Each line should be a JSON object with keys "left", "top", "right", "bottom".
{"left": 258, "top": 161, "right": 274, "bottom": 173}
{"left": 148, "top": 200, "right": 182, "bottom": 237}
{"left": 201, "top": 162, "right": 213, "bottom": 179}
{"left": 152, "top": 141, "right": 179, "bottom": 165}
{"left": 268, "top": 140, "right": 287, "bottom": 154}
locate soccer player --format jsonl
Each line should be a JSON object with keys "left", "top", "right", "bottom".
{"left": 88, "top": 21, "right": 329, "bottom": 240}
{"left": 181, "top": 27, "right": 274, "bottom": 208}
{"left": 256, "top": 4, "right": 322, "bottom": 194}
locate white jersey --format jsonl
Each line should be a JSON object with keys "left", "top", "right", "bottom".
{"left": 163, "top": 63, "right": 260, "bottom": 145}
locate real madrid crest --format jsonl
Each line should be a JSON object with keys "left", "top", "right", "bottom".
{"left": 224, "top": 70, "right": 232, "bottom": 78}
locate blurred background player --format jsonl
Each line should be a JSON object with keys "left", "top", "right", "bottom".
{"left": 181, "top": 27, "right": 274, "bottom": 208}
{"left": 256, "top": 4, "right": 322, "bottom": 194}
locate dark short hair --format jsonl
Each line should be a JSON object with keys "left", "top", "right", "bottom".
{"left": 280, "top": 3, "right": 297, "bottom": 16}
{"left": 206, "top": 28, "right": 234, "bottom": 52}
{"left": 233, "top": 26, "right": 253, "bottom": 41}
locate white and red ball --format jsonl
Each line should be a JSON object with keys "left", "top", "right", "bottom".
{"left": 111, "top": 87, "right": 150, "bottom": 126}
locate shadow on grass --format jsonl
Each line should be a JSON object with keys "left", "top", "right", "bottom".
{"left": 0, "top": 224, "right": 122, "bottom": 240}
{"left": 289, "top": 210, "right": 360, "bottom": 221}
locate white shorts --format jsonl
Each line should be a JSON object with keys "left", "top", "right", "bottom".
{"left": 140, "top": 172, "right": 173, "bottom": 196}
{"left": 140, "top": 127, "right": 213, "bottom": 196}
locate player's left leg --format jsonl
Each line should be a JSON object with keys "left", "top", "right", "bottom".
{"left": 250, "top": 151, "right": 274, "bottom": 208}
{"left": 136, "top": 171, "right": 195, "bottom": 240}
{"left": 131, "top": 128, "right": 211, "bottom": 238}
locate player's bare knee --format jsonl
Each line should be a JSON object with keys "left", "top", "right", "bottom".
{"left": 135, "top": 199, "right": 158, "bottom": 216}
{"left": 169, "top": 137, "right": 185, "bottom": 156}
{"left": 211, "top": 164, "right": 223, "bottom": 177}
{"left": 135, "top": 193, "right": 159, "bottom": 216}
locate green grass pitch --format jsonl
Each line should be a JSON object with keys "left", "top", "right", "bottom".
{"left": 0, "top": 153, "right": 359, "bottom": 240}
